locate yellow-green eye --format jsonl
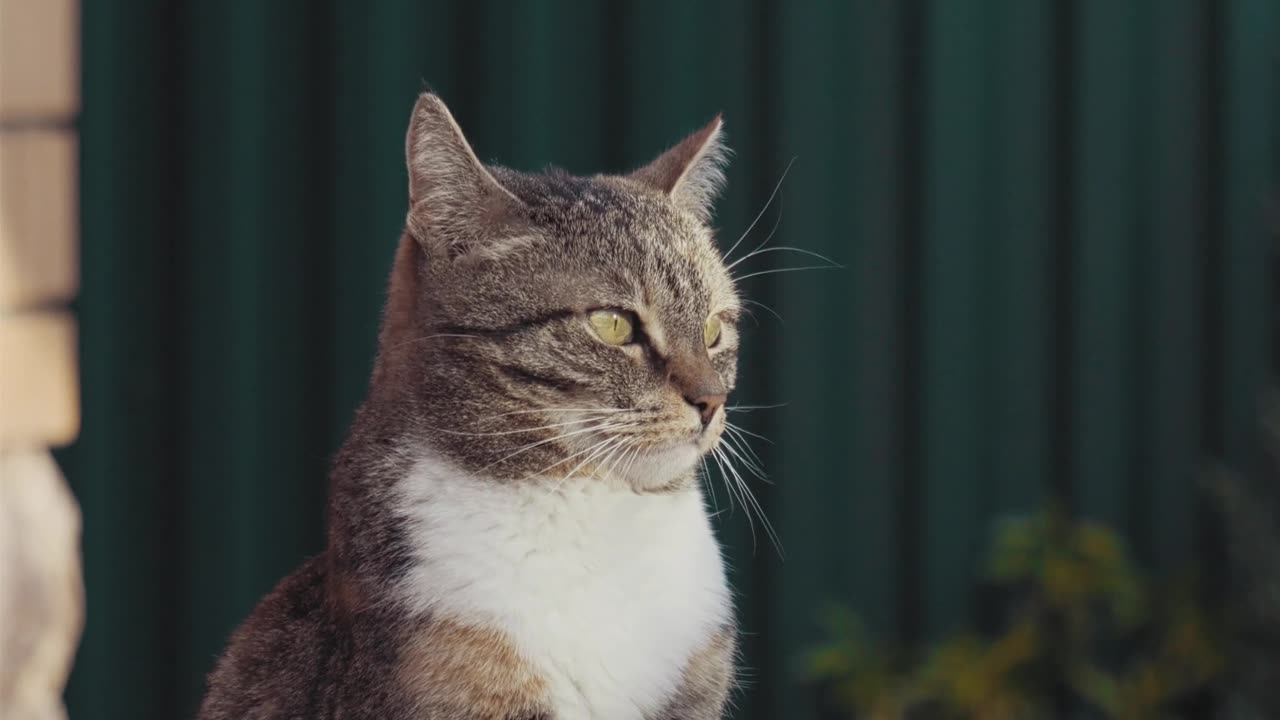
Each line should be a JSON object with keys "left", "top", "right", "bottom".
{"left": 704, "top": 315, "right": 723, "bottom": 348}
{"left": 589, "top": 310, "right": 635, "bottom": 345}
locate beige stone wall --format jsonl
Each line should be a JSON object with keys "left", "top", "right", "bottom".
{"left": 0, "top": 1, "right": 84, "bottom": 719}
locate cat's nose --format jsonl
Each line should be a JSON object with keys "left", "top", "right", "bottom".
{"left": 668, "top": 351, "right": 726, "bottom": 427}
{"left": 686, "top": 391, "right": 726, "bottom": 427}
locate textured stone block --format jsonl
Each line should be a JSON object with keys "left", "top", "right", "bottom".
{"left": 0, "top": 0, "right": 79, "bottom": 120}
{"left": 0, "top": 130, "right": 78, "bottom": 309}
{"left": 0, "top": 312, "right": 78, "bottom": 446}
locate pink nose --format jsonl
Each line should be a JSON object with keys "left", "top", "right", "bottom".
{"left": 686, "top": 391, "right": 726, "bottom": 426}
{"left": 667, "top": 349, "right": 727, "bottom": 428}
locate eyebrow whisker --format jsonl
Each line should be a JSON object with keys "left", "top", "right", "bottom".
{"left": 722, "top": 157, "right": 796, "bottom": 263}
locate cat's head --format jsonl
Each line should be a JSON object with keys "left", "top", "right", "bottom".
{"left": 377, "top": 93, "right": 740, "bottom": 493}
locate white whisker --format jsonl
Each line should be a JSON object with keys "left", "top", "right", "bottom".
{"left": 728, "top": 194, "right": 785, "bottom": 271}
{"left": 727, "top": 245, "right": 842, "bottom": 273}
{"left": 709, "top": 446, "right": 742, "bottom": 524}
{"left": 725, "top": 403, "right": 788, "bottom": 412}
{"left": 720, "top": 433, "right": 767, "bottom": 482}
{"left": 581, "top": 436, "right": 628, "bottom": 480}
{"left": 714, "top": 447, "right": 755, "bottom": 550}
{"left": 721, "top": 426, "right": 769, "bottom": 477}
{"left": 699, "top": 457, "right": 720, "bottom": 513}
{"left": 426, "top": 416, "right": 607, "bottom": 438}
{"left": 716, "top": 446, "right": 784, "bottom": 558}
{"left": 618, "top": 443, "right": 643, "bottom": 483}
{"left": 721, "top": 448, "right": 768, "bottom": 548}
{"left": 474, "top": 407, "right": 633, "bottom": 421}
{"left": 722, "top": 157, "right": 796, "bottom": 263}
{"left": 478, "top": 421, "right": 633, "bottom": 473}
{"left": 741, "top": 298, "right": 784, "bottom": 324}
{"left": 599, "top": 438, "right": 632, "bottom": 480}
{"left": 541, "top": 436, "right": 625, "bottom": 493}
{"left": 602, "top": 440, "right": 636, "bottom": 485}
{"left": 724, "top": 420, "right": 773, "bottom": 445}
{"left": 724, "top": 433, "right": 773, "bottom": 490}
{"left": 733, "top": 265, "right": 838, "bottom": 283}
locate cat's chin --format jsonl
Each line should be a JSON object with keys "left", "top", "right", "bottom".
{"left": 615, "top": 442, "right": 703, "bottom": 492}
{"left": 614, "top": 415, "right": 726, "bottom": 491}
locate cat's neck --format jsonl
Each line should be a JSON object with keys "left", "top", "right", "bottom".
{"left": 324, "top": 403, "right": 705, "bottom": 602}
{"left": 390, "top": 449, "right": 730, "bottom": 719}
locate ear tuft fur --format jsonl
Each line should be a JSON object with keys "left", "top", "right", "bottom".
{"left": 404, "top": 93, "right": 523, "bottom": 257}
{"left": 629, "top": 116, "right": 730, "bottom": 224}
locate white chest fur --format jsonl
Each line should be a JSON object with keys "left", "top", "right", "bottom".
{"left": 396, "top": 455, "right": 732, "bottom": 719}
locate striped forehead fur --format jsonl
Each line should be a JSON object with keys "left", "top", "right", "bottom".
{"left": 384, "top": 100, "right": 742, "bottom": 492}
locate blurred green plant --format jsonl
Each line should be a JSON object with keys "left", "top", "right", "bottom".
{"left": 807, "top": 507, "right": 1227, "bottom": 719}
{"left": 1208, "top": 391, "right": 1280, "bottom": 717}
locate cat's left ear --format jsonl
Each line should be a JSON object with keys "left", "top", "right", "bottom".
{"left": 628, "top": 115, "right": 729, "bottom": 224}
{"left": 404, "top": 93, "right": 525, "bottom": 258}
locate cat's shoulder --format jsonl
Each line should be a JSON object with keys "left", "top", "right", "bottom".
{"left": 197, "top": 556, "right": 402, "bottom": 719}
{"left": 197, "top": 557, "right": 322, "bottom": 717}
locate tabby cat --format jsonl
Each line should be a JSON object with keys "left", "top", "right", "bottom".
{"left": 198, "top": 93, "right": 742, "bottom": 720}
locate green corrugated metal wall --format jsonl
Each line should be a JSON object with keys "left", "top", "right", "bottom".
{"left": 61, "top": 1, "right": 1277, "bottom": 717}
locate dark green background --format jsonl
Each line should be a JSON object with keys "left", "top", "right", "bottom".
{"left": 60, "top": 1, "right": 1278, "bottom": 718}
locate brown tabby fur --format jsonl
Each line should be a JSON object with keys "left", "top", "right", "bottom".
{"left": 198, "top": 93, "right": 740, "bottom": 719}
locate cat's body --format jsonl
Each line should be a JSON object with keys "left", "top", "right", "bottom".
{"left": 200, "top": 429, "right": 733, "bottom": 720}
{"left": 199, "top": 94, "right": 742, "bottom": 719}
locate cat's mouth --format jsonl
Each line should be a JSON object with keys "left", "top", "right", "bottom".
{"left": 547, "top": 405, "right": 723, "bottom": 490}
{"left": 695, "top": 409, "right": 725, "bottom": 450}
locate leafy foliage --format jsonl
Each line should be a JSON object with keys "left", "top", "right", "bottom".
{"left": 1209, "top": 393, "right": 1280, "bottom": 717}
{"left": 807, "top": 508, "right": 1227, "bottom": 719}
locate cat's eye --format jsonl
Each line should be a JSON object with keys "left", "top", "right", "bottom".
{"left": 704, "top": 315, "right": 722, "bottom": 348}
{"left": 589, "top": 310, "right": 635, "bottom": 346}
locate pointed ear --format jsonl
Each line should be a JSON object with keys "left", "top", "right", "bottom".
{"left": 404, "top": 93, "right": 523, "bottom": 256}
{"left": 628, "top": 115, "right": 729, "bottom": 223}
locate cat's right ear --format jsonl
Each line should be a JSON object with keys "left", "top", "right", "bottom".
{"left": 628, "top": 115, "right": 729, "bottom": 224}
{"left": 404, "top": 93, "right": 523, "bottom": 257}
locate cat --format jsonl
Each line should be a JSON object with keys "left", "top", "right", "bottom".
{"left": 198, "top": 92, "right": 743, "bottom": 720}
